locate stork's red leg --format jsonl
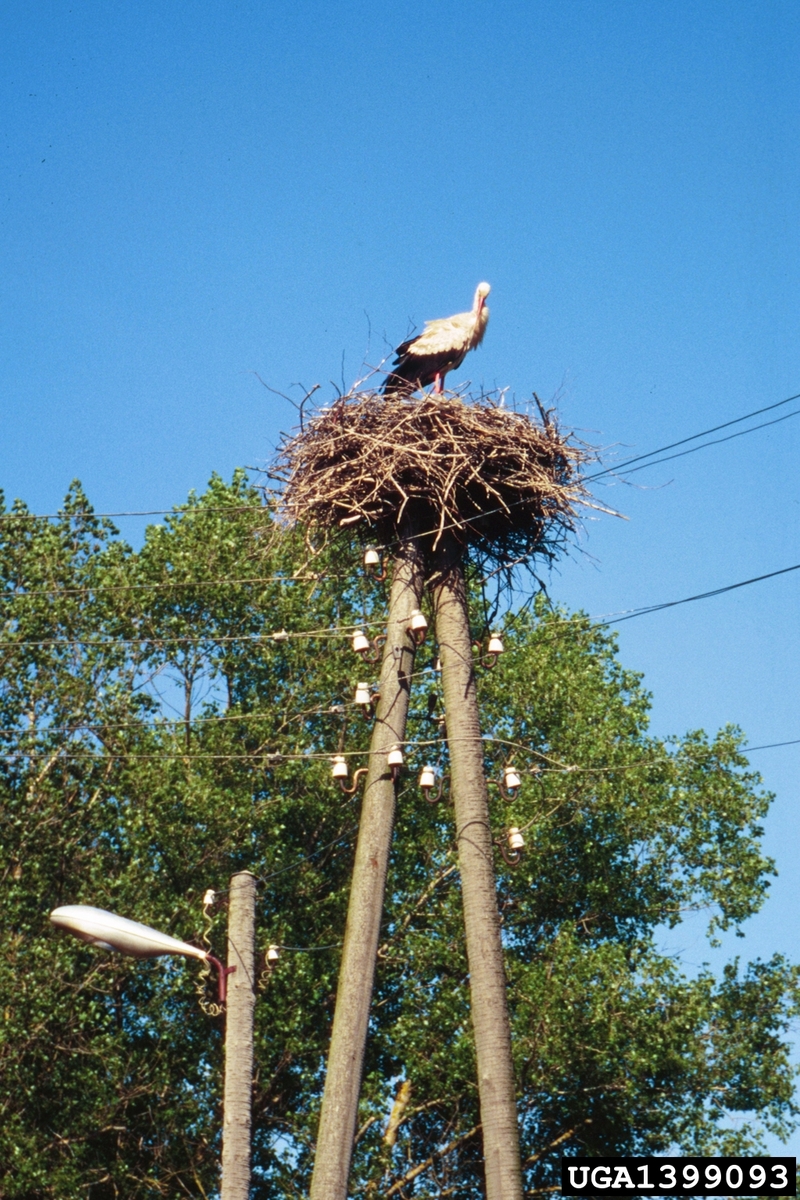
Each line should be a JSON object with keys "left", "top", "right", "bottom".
{"left": 433, "top": 373, "right": 443, "bottom": 394}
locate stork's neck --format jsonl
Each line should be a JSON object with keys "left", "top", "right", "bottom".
{"left": 469, "top": 302, "right": 490, "bottom": 349}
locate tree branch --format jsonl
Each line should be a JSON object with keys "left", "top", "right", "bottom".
{"left": 384, "top": 1124, "right": 481, "bottom": 1197}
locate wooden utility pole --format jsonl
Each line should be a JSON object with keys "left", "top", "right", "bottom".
{"left": 310, "top": 533, "right": 426, "bottom": 1200}
{"left": 432, "top": 535, "right": 524, "bottom": 1200}
{"left": 221, "top": 870, "right": 257, "bottom": 1200}
{"left": 281, "top": 383, "right": 581, "bottom": 1198}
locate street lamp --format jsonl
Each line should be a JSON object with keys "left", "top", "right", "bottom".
{"left": 50, "top": 904, "right": 234, "bottom": 1002}
{"left": 51, "top": 877, "right": 257, "bottom": 1200}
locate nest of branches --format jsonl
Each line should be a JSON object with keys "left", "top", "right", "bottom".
{"left": 274, "top": 389, "right": 592, "bottom": 570}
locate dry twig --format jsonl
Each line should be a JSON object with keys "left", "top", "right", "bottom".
{"left": 274, "top": 389, "right": 594, "bottom": 573}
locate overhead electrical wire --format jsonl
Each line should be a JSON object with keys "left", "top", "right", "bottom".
{"left": 0, "top": 618, "right": 385, "bottom": 650}
{"left": 1, "top": 553, "right": 796, "bottom": 775}
{"left": 255, "top": 824, "right": 359, "bottom": 886}
{"left": 2, "top": 729, "right": 794, "bottom": 770}
{"left": 0, "top": 388, "right": 795, "bottom": 656}
{"left": 0, "top": 748, "right": 344, "bottom": 763}
{"left": 597, "top": 562, "right": 800, "bottom": 625}
{"left": 0, "top": 574, "right": 340, "bottom": 602}
{"left": 744, "top": 737, "right": 800, "bottom": 753}
{"left": 594, "top": 407, "right": 800, "bottom": 480}
{"left": 0, "top": 503, "right": 266, "bottom": 523}
{"left": 3, "top": 703, "right": 374, "bottom": 739}
{"left": 584, "top": 389, "right": 800, "bottom": 482}
{"left": 0, "top": 737, "right": 451, "bottom": 763}
{"left": 2, "top": 553, "right": 797, "bottom": 652}
{"left": 273, "top": 942, "right": 343, "bottom": 953}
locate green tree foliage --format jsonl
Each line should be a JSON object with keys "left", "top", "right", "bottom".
{"left": 0, "top": 474, "right": 376, "bottom": 1198}
{"left": 1, "top": 475, "right": 797, "bottom": 1198}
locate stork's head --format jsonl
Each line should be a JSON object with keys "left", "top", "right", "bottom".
{"left": 474, "top": 281, "right": 491, "bottom": 313}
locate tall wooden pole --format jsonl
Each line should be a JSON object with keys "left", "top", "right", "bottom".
{"left": 432, "top": 536, "right": 524, "bottom": 1200}
{"left": 221, "top": 870, "right": 257, "bottom": 1200}
{"left": 310, "top": 533, "right": 426, "bottom": 1200}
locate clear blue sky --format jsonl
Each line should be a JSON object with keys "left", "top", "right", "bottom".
{"left": 3, "top": 0, "right": 799, "bottom": 1150}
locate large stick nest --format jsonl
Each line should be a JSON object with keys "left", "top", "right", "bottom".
{"left": 274, "top": 389, "right": 593, "bottom": 569}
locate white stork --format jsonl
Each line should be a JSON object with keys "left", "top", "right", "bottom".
{"left": 382, "top": 282, "right": 491, "bottom": 396}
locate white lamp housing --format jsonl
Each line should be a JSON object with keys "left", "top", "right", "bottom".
{"left": 50, "top": 905, "right": 207, "bottom": 962}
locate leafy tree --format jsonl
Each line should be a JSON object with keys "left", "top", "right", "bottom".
{"left": 346, "top": 604, "right": 799, "bottom": 1196}
{"left": 1, "top": 476, "right": 797, "bottom": 1199}
{"left": 0, "top": 474, "right": 379, "bottom": 1198}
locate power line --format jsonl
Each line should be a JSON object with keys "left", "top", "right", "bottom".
{"left": 0, "top": 618, "right": 384, "bottom": 650}
{"left": 255, "top": 825, "right": 359, "bottom": 885}
{"left": 0, "top": 748, "right": 346, "bottom": 763}
{"left": 1, "top": 704, "right": 366, "bottom": 739}
{"left": 0, "top": 666, "right": 442, "bottom": 741}
{"left": 3, "top": 554, "right": 797, "bottom": 652}
{"left": 742, "top": 737, "right": 800, "bottom": 753}
{"left": 2, "top": 730, "right": 794, "bottom": 770}
{"left": 0, "top": 574, "right": 340, "bottom": 603}
{"left": 5, "top": 388, "right": 793, "bottom": 650}
{"left": 0, "top": 734, "right": 460, "bottom": 765}
{"left": 275, "top": 943, "right": 342, "bottom": 952}
{"left": 0, "top": 503, "right": 265, "bottom": 523}
{"left": 584, "top": 389, "right": 800, "bottom": 482}
{"left": 598, "top": 407, "right": 800, "bottom": 481}
{"left": 600, "top": 562, "right": 800, "bottom": 625}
